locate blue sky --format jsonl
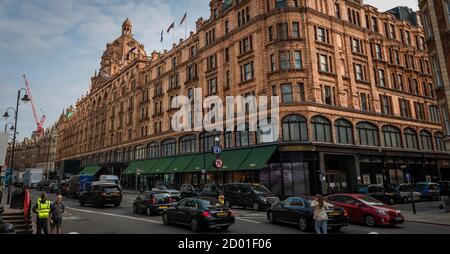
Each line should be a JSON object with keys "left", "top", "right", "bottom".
{"left": 0, "top": 0, "right": 418, "bottom": 140}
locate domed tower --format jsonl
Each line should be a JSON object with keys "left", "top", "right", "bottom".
{"left": 122, "top": 18, "right": 132, "bottom": 36}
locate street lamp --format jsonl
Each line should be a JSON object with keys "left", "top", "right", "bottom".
{"left": 4, "top": 88, "right": 30, "bottom": 205}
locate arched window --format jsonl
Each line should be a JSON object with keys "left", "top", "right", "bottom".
{"left": 200, "top": 132, "right": 221, "bottom": 151}
{"left": 115, "top": 150, "right": 122, "bottom": 162}
{"left": 225, "top": 131, "right": 234, "bottom": 148}
{"left": 311, "top": 116, "right": 332, "bottom": 143}
{"left": 147, "top": 142, "right": 159, "bottom": 159}
{"left": 236, "top": 123, "right": 252, "bottom": 147}
{"left": 282, "top": 115, "right": 308, "bottom": 141}
{"left": 357, "top": 122, "right": 379, "bottom": 146}
{"left": 420, "top": 130, "right": 433, "bottom": 150}
{"left": 335, "top": 119, "right": 353, "bottom": 144}
{"left": 123, "top": 148, "right": 127, "bottom": 161}
{"left": 179, "top": 135, "right": 197, "bottom": 154}
{"left": 435, "top": 132, "right": 446, "bottom": 151}
{"left": 135, "top": 145, "right": 146, "bottom": 160}
{"left": 404, "top": 128, "right": 418, "bottom": 149}
{"left": 161, "top": 139, "right": 176, "bottom": 157}
{"left": 382, "top": 126, "right": 402, "bottom": 148}
{"left": 128, "top": 147, "right": 133, "bottom": 161}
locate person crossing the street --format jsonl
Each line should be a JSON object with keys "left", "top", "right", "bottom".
{"left": 311, "top": 195, "right": 329, "bottom": 235}
{"left": 50, "top": 195, "right": 65, "bottom": 234}
{"left": 32, "top": 193, "right": 52, "bottom": 234}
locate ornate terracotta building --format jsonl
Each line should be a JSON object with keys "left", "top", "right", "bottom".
{"left": 419, "top": 0, "right": 450, "bottom": 149}
{"left": 56, "top": 0, "right": 450, "bottom": 196}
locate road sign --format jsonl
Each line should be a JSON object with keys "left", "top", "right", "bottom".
{"left": 214, "top": 158, "right": 223, "bottom": 169}
{"left": 212, "top": 145, "right": 222, "bottom": 155}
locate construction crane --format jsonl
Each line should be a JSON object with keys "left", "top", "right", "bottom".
{"left": 22, "top": 75, "right": 46, "bottom": 136}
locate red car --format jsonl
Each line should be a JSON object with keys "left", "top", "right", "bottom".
{"left": 326, "top": 194, "right": 404, "bottom": 227}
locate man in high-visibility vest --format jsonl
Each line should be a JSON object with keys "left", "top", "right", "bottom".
{"left": 32, "top": 193, "right": 52, "bottom": 234}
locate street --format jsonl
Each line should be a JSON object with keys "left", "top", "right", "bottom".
{"left": 28, "top": 190, "right": 450, "bottom": 234}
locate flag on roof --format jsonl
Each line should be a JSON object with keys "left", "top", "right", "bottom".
{"left": 167, "top": 22, "right": 175, "bottom": 33}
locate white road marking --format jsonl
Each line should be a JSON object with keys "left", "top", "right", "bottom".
{"left": 236, "top": 217, "right": 261, "bottom": 224}
{"left": 66, "top": 207, "right": 163, "bottom": 224}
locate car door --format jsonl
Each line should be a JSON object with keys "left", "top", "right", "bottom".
{"left": 273, "top": 198, "right": 291, "bottom": 221}
{"left": 287, "top": 198, "right": 307, "bottom": 223}
{"left": 341, "top": 196, "right": 364, "bottom": 223}
{"left": 239, "top": 185, "right": 253, "bottom": 207}
{"left": 172, "top": 199, "right": 189, "bottom": 222}
{"left": 179, "top": 200, "right": 196, "bottom": 224}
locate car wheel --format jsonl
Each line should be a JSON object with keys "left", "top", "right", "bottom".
{"left": 224, "top": 200, "right": 231, "bottom": 208}
{"left": 114, "top": 202, "right": 120, "bottom": 207}
{"left": 79, "top": 199, "right": 85, "bottom": 207}
{"left": 331, "top": 226, "right": 342, "bottom": 232}
{"left": 252, "top": 202, "right": 260, "bottom": 211}
{"left": 220, "top": 225, "right": 230, "bottom": 231}
{"left": 133, "top": 205, "right": 137, "bottom": 214}
{"left": 162, "top": 213, "right": 171, "bottom": 225}
{"left": 364, "top": 215, "right": 377, "bottom": 227}
{"left": 267, "top": 212, "right": 276, "bottom": 224}
{"left": 298, "top": 216, "right": 309, "bottom": 232}
{"left": 190, "top": 218, "right": 200, "bottom": 232}
{"left": 146, "top": 208, "right": 153, "bottom": 216}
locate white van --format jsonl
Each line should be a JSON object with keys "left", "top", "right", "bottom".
{"left": 99, "top": 175, "right": 120, "bottom": 186}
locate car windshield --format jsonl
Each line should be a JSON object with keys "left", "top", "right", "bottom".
{"left": 197, "top": 198, "right": 223, "bottom": 210}
{"left": 158, "top": 183, "right": 178, "bottom": 190}
{"left": 104, "top": 187, "right": 120, "bottom": 193}
{"left": 357, "top": 186, "right": 368, "bottom": 193}
{"left": 358, "top": 196, "right": 384, "bottom": 205}
{"left": 252, "top": 184, "right": 270, "bottom": 194}
{"left": 154, "top": 193, "right": 171, "bottom": 200}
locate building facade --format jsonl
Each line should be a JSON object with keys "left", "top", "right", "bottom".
{"left": 5, "top": 126, "right": 58, "bottom": 179}
{"left": 419, "top": 0, "right": 450, "bottom": 148}
{"left": 57, "top": 0, "right": 450, "bottom": 197}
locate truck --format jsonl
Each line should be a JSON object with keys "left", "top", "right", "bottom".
{"left": 66, "top": 175, "right": 94, "bottom": 198}
{"left": 23, "top": 168, "right": 44, "bottom": 189}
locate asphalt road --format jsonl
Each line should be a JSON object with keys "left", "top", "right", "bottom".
{"left": 29, "top": 190, "right": 450, "bottom": 234}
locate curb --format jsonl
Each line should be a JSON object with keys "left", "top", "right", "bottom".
{"left": 406, "top": 220, "right": 450, "bottom": 227}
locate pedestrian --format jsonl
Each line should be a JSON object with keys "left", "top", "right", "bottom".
{"left": 50, "top": 195, "right": 65, "bottom": 234}
{"left": 440, "top": 182, "right": 450, "bottom": 213}
{"left": 310, "top": 195, "right": 329, "bottom": 235}
{"left": 32, "top": 193, "right": 52, "bottom": 234}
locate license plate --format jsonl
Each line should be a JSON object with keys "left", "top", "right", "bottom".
{"left": 111, "top": 193, "right": 118, "bottom": 196}
{"left": 159, "top": 206, "right": 168, "bottom": 209}
{"left": 216, "top": 212, "right": 227, "bottom": 217}
{"left": 328, "top": 212, "right": 340, "bottom": 216}
{"left": 395, "top": 217, "right": 403, "bottom": 221}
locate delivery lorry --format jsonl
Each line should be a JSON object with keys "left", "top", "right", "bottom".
{"left": 23, "top": 168, "right": 44, "bottom": 189}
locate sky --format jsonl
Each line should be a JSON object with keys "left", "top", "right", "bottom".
{"left": 0, "top": 0, "right": 419, "bottom": 140}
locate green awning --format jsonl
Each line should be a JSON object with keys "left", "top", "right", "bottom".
{"left": 184, "top": 153, "right": 216, "bottom": 173}
{"left": 151, "top": 157, "right": 175, "bottom": 174}
{"left": 164, "top": 155, "right": 196, "bottom": 174}
{"left": 79, "top": 166, "right": 101, "bottom": 176}
{"left": 140, "top": 159, "right": 159, "bottom": 175}
{"left": 214, "top": 148, "right": 253, "bottom": 172}
{"left": 239, "top": 145, "right": 278, "bottom": 170}
{"left": 123, "top": 162, "right": 142, "bottom": 175}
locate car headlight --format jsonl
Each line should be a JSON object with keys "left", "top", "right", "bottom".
{"left": 260, "top": 197, "right": 267, "bottom": 203}
{"left": 376, "top": 209, "right": 388, "bottom": 215}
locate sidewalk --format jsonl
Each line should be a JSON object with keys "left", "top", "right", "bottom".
{"left": 402, "top": 209, "right": 450, "bottom": 227}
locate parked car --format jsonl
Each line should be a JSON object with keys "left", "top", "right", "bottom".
{"left": 133, "top": 191, "right": 174, "bottom": 216}
{"left": 162, "top": 197, "right": 235, "bottom": 232}
{"left": 37, "top": 180, "right": 50, "bottom": 191}
{"left": 267, "top": 196, "right": 349, "bottom": 232}
{"left": 223, "top": 183, "right": 279, "bottom": 211}
{"left": 79, "top": 182, "right": 122, "bottom": 207}
{"left": 200, "top": 184, "right": 223, "bottom": 199}
{"left": 416, "top": 182, "right": 440, "bottom": 201}
{"left": 357, "top": 185, "right": 397, "bottom": 205}
{"left": 180, "top": 184, "right": 201, "bottom": 199}
{"left": 152, "top": 182, "right": 181, "bottom": 201}
{"left": 391, "top": 183, "right": 422, "bottom": 203}
{"left": 327, "top": 194, "right": 404, "bottom": 227}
